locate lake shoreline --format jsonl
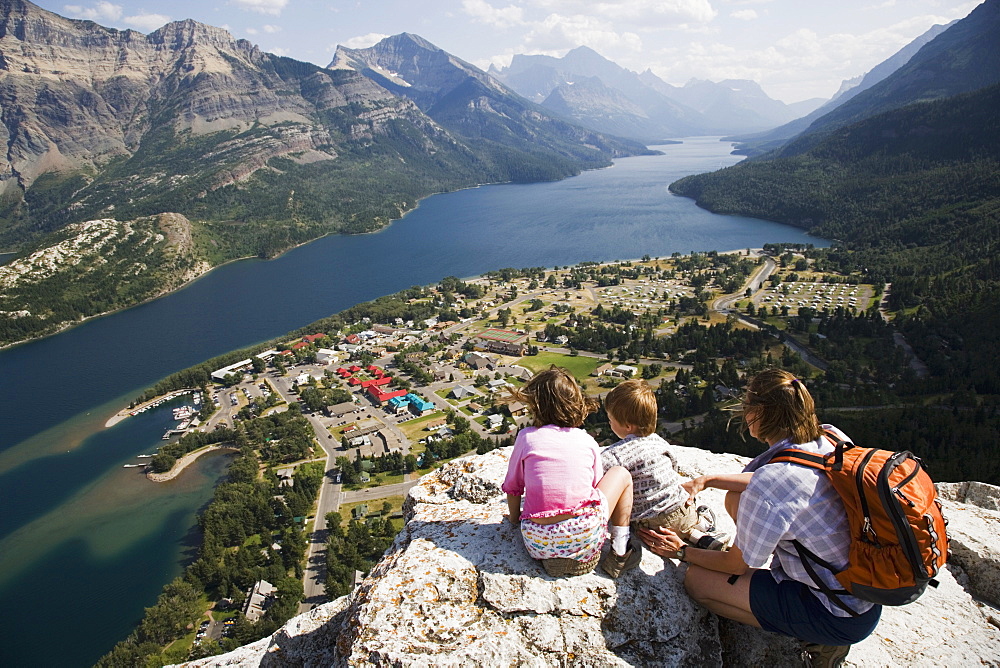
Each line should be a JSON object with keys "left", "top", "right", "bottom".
{"left": 145, "top": 445, "right": 240, "bottom": 482}
{"left": 0, "top": 161, "right": 635, "bottom": 352}
{"left": 0, "top": 136, "right": 832, "bottom": 668}
{"left": 100, "top": 244, "right": 822, "bottom": 431}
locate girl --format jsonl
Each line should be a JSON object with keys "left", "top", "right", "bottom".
{"left": 639, "top": 369, "right": 881, "bottom": 667}
{"left": 502, "top": 366, "right": 638, "bottom": 578}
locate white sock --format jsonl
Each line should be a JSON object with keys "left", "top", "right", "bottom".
{"left": 610, "top": 525, "right": 630, "bottom": 555}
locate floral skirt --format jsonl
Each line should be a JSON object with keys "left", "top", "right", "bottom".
{"left": 519, "top": 493, "right": 609, "bottom": 562}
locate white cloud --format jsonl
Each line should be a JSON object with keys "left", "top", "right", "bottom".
{"left": 342, "top": 33, "right": 390, "bottom": 49}
{"left": 730, "top": 9, "right": 758, "bottom": 20}
{"left": 125, "top": 13, "right": 170, "bottom": 31}
{"left": 62, "top": 2, "right": 123, "bottom": 22}
{"left": 263, "top": 24, "right": 282, "bottom": 33}
{"left": 522, "top": 13, "right": 643, "bottom": 54}
{"left": 863, "top": 0, "right": 897, "bottom": 9}
{"left": 268, "top": 47, "right": 290, "bottom": 57}
{"left": 526, "top": 0, "right": 717, "bottom": 25}
{"left": 229, "top": 0, "right": 289, "bottom": 16}
{"left": 246, "top": 27, "right": 258, "bottom": 35}
{"left": 645, "top": 10, "right": 964, "bottom": 101}
{"left": 462, "top": 0, "right": 525, "bottom": 28}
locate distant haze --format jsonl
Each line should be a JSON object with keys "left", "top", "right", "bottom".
{"left": 37, "top": 0, "right": 980, "bottom": 103}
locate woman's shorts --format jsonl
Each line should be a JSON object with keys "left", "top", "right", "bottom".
{"left": 519, "top": 491, "right": 609, "bottom": 563}
{"left": 749, "top": 570, "right": 882, "bottom": 646}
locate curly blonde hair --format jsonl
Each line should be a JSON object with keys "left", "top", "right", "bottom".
{"left": 509, "top": 366, "right": 598, "bottom": 428}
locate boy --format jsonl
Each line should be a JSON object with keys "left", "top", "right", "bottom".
{"left": 600, "top": 379, "right": 728, "bottom": 576}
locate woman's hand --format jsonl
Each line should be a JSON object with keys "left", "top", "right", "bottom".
{"left": 638, "top": 525, "right": 685, "bottom": 558}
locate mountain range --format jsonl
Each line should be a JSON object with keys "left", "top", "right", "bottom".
{"left": 490, "top": 46, "right": 823, "bottom": 141}
{"left": 0, "top": 1, "right": 647, "bottom": 252}
{"left": 1, "top": 0, "right": 997, "bottom": 348}
{"left": 0, "top": 0, "right": 647, "bottom": 344}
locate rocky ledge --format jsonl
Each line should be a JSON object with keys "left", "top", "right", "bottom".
{"left": 180, "top": 446, "right": 1000, "bottom": 667}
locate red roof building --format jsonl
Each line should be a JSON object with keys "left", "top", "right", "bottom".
{"left": 368, "top": 386, "right": 408, "bottom": 404}
{"left": 348, "top": 365, "right": 362, "bottom": 372}
{"left": 345, "top": 334, "right": 361, "bottom": 344}
{"left": 360, "top": 376, "right": 393, "bottom": 388}
{"left": 302, "top": 333, "right": 326, "bottom": 343}
{"left": 292, "top": 341, "right": 309, "bottom": 350}
{"left": 348, "top": 377, "right": 362, "bottom": 386}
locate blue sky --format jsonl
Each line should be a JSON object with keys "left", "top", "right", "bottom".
{"left": 34, "top": 0, "right": 981, "bottom": 102}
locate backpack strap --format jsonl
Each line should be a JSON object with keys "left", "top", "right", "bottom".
{"left": 766, "top": 448, "right": 826, "bottom": 469}
{"left": 792, "top": 541, "right": 861, "bottom": 617}
{"left": 764, "top": 444, "right": 861, "bottom": 617}
{"left": 821, "top": 428, "right": 854, "bottom": 471}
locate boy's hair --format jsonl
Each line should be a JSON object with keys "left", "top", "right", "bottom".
{"left": 509, "top": 365, "right": 598, "bottom": 428}
{"left": 741, "top": 368, "right": 822, "bottom": 445}
{"left": 604, "top": 379, "right": 657, "bottom": 436}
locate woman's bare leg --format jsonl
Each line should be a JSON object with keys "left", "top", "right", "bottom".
{"left": 684, "top": 564, "right": 760, "bottom": 627}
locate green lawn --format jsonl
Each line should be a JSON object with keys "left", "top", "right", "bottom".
{"left": 340, "top": 495, "right": 407, "bottom": 522}
{"left": 435, "top": 388, "right": 459, "bottom": 404}
{"left": 398, "top": 411, "right": 446, "bottom": 441}
{"left": 516, "top": 352, "right": 601, "bottom": 379}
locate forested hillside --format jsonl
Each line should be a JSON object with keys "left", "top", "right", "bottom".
{"left": 671, "top": 84, "right": 1000, "bottom": 396}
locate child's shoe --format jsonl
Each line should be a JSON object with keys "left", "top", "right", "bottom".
{"left": 599, "top": 536, "right": 642, "bottom": 578}
{"left": 693, "top": 531, "right": 730, "bottom": 551}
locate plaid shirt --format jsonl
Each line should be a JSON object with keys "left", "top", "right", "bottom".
{"left": 736, "top": 425, "right": 874, "bottom": 617}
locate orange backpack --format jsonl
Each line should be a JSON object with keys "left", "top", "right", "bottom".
{"left": 766, "top": 430, "right": 949, "bottom": 615}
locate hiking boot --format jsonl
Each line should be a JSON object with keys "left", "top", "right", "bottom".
{"left": 801, "top": 643, "right": 850, "bottom": 668}
{"left": 599, "top": 537, "right": 642, "bottom": 578}
{"left": 692, "top": 530, "right": 730, "bottom": 551}
{"left": 695, "top": 505, "right": 717, "bottom": 532}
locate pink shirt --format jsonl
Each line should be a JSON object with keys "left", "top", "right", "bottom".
{"left": 502, "top": 424, "right": 604, "bottom": 520}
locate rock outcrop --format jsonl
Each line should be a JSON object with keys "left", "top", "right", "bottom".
{"left": 181, "top": 446, "right": 1000, "bottom": 667}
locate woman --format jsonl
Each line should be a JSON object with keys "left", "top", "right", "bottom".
{"left": 639, "top": 369, "right": 881, "bottom": 668}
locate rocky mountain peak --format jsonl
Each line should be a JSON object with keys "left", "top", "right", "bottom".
{"left": 147, "top": 18, "right": 245, "bottom": 55}
{"left": 331, "top": 32, "right": 494, "bottom": 103}
{"left": 180, "top": 446, "right": 1000, "bottom": 667}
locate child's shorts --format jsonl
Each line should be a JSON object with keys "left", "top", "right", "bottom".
{"left": 519, "top": 491, "right": 609, "bottom": 563}
{"left": 634, "top": 502, "right": 699, "bottom": 538}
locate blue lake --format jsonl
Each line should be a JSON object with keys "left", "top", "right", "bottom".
{"left": 0, "top": 137, "right": 825, "bottom": 666}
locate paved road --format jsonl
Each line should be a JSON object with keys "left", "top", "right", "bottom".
{"left": 253, "top": 372, "right": 344, "bottom": 614}
{"left": 711, "top": 254, "right": 777, "bottom": 313}
{"left": 708, "top": 255, "right": 833, "bottom": 372}
{"left": 879, "top": 283, "right": 929, "bottom": 379}
{"left": 341, "top": 480, "right": 420, "bottom": 505}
